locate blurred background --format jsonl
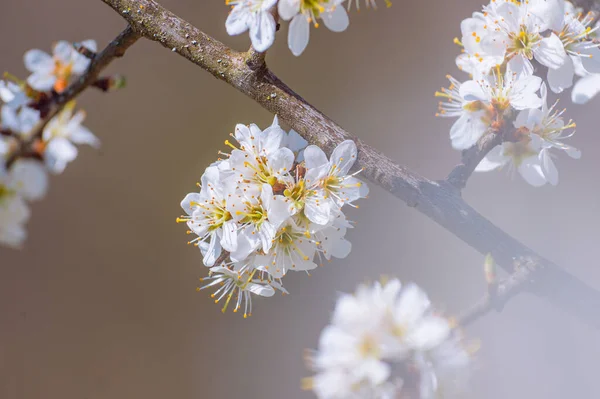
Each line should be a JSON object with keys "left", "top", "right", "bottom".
{"left": 1, "top": 0, "right": 599, "bottom": 398}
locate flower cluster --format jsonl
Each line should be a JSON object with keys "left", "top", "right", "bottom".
{"left": 437, "top": 0, "right": 589, "bottom": 186}
{"left": 304, "top": 279, "right": 470, "bottom": 399}
{"left": 178, "top": 116, "right": 368, "bottom": 317}
{"left": 0, "top": 40, "right": 101, "bottom": 247}
{"left": 225, "top": 0, "right": 391, "bottom": 56}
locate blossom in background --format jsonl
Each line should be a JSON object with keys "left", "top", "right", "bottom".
{"left": 1, "top": 106, "right": 41, "bottom": 140}
{"left": 304, "top": 279, "right": 470, "bottom": 399}
{"left": 0, "top": 160, "right": 48, "bottom": 248}
{"left": 42, "top": 101, "right": 99, "bottom": 174}
{"left": 178, "top": 116, "right": 368, "bottom": 315}
{"left": 225, "top": 0, "right": 278, "bottom": 52}
{"left": 278, "top": 0, "right": 349, "bottom": 56}
{"left": 24, "top": 39, "right": 97, "bottom": 93}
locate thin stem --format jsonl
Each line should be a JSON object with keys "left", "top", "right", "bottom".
{"left": 459, "top": 257, "right": 540, "bottom": 327}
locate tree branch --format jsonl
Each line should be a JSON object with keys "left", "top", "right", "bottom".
{"left": 6, "top": 26, "right": 140, "bottom": 167}
{"left": 446, "top": 132, "right": 503, "bottom": 191}
{"left": 101, "top": 0, "right": 600, "bottom": 329}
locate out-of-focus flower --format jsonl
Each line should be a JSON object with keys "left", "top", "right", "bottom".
{"left": 305, "top": 279, "right": 469, "bottom": 399}
{"left": 0, "top": 159, "right": 48, "bottom": 248}
{"left": 24, "top": 40, "right": 97, "bottom": 93}
{"left": 42, "top": 101, "right": 99, "bottom": 174}
{"left": 1, "top": 106, "right": 40, "bottom": 139}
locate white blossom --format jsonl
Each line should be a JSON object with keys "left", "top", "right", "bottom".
{"left": 304, "top": 140, "right": 368, "bottom": 224}
{"left": 179, "top": 117, "right": 368, "bottom": 314}
{"left": 225, "top": 0, "right": 277, "bottom": 53}
{"left": 178, "top": 165, "right": 238, "bottom": 266}
{"left": 278, "top": 0, "right": 349, "bottom": 56}
{"left": 42, "top": 101, "right": 99, "bottom": 174}
{"left": 437, "top": 66, "right": 542, "bottom": 150}
{"left": 476, "top": 83, "right": 579, "bottom": 186}
{"left": 24, "top": 40, "right": 97, "bottom": 93}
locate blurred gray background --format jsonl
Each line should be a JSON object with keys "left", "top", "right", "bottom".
{"left": 1, "top": 0, "right": 599, "bottom": 398}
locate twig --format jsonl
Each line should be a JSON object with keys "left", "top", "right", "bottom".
{"left": 101, "top": 0, "right": 600, "bottom": 329}
{"left": 6, "top": 26, "right": 140, "bottom": 167}
{"left": 458, "top": 257, "right": 540, "bottom": 326}
{"left": 446, "top": 132, "right": 503, "bottom": 191}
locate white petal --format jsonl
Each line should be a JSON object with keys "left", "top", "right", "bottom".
{"left": 304, "top": 145, "right": 328, "bottom": 169}
{"left": 44, "top": 138, "right": 78, "bottom": 174}
{"left": 394, "top": 283, "right": 430, "bottom": 326}
{"left": 535, "top": 33, "right": 567, "bottom": 69}
{"left": 540, "top": 150, "right": 558, "bottom": 186}
{"left": 226, "top": 6, "right": 251, "bottom": 36}
{"left": 578, "top": 45, "right": 600, "bottom": 74}
{"left": 202, "top": 234, "right": 222, "bottom": 266}
{"left": 268, "top": 147, "right": 295, "bottom": 174}
{"left": 507, "top": 54, "right": 534, "bottom": 78}
{"left": 547, "top": 57, "right": 574, "bottom": 93}
{"left": 180, "top": 192, "right": 201, "bottom": 215}
{"left": 220, "top": 220, "right": 238, "bottom": 252}
{"left": 247, "top": 282, "right": 275, "bottom": 297}
{"left": 407, "top": 317, "right": 451, "bottom": 350}
{"left": 250, "top": 12, "right": 276, "bottom": 52}
{"left": 518, "top": 156, "right": 547, "bottom": 187}
{"left": 288, "top": 14, "right": 310, "bottom": 56}
{"left": 8, "top": 160, "right": 48, "bottom": 201}
{"left": 27, "top": 72, "right": 55, "bottom": 92}
{"left": 330, "top": 238, "right": 351, "bottom": 259}
{"left": 571, "top": 74, "right": 600, "bottom": 104}
{"left": 278, "top": 0, "right": 300, "bottom": 21}
{"left": 330, "top": 140, "right": 357, "bottom": 175}
{"left": 69, "top": 125, "right": 100, "bottom": 148}
{"left": 449, "top": 112, "right": 487, "bottom": 150}
{"left": 321, "top": 6, "right": 349, "bottom": 33}
{"left": 458, "top": 80, "right": 486, "bottom": 102}
{"left": 23, "top": 49, "right": 54, "bottom": 73}
{"left": 475, "top": 146, "right": 506, "bottom": 172}
{"left": 53, "top": 41, "right": 74, "bottom": 64}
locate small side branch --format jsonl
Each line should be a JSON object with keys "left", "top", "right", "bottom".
{"left": 6, "top": 26, "right": 140, "bottom": 167}
{"left": 459, "top": 257, "right": 540, "bottom": 326}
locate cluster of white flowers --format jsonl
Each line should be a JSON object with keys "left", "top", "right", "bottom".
{"left": 178, "top": 116, "right": 368, "bottom": 317}
{"left": 0, "top": 40, "right": 100, "bottom": 247}
{"left": 437, "top": 0, "right": 592, "bottom": 186}
{"left": 304, "top": 279, "right": 470, "bottom": 399}
{"left": 225, "top": 0, "right": 390, "bottom": 56}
